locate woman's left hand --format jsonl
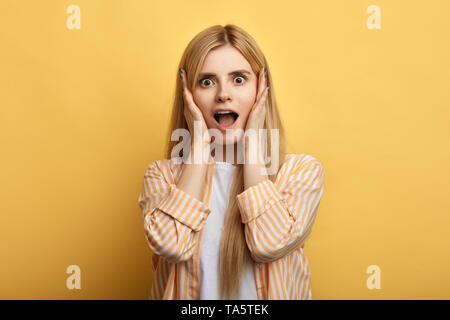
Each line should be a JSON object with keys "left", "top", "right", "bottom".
{"left": 244, "top": 67, "right": 269, "bottom": 162}
{"left": 245, "top": 67, "right": 269, "bottom": 132}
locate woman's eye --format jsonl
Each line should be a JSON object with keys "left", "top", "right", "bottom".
{"left": 200, "top": 78, "right": 211, "bottom": 86}
{"left": 200, "top": 78, "right": 213, "bottom": 86}
{"left": 199, "top": 75, "right": 247, "bottom": 87}
{"left": 234, "top": 76, "right": 246, "bottom": 84}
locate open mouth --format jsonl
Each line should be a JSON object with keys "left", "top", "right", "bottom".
{"left": 213, "top": 111, "right": 239, "bottom": 129}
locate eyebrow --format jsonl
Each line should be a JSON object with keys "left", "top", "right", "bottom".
{"left": 198, "top": 69, "right": 252, "bottom": 77}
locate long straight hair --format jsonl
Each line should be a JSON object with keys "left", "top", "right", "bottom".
{"left": 164, "top": 24, "right": 286, "bottom": 299}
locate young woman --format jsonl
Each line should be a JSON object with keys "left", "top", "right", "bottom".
{"left": 137, "top": 24, "right": 325, "bottom": 300}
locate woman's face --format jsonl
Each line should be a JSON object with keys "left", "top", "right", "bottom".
{"left": 192, "top": 44, "right": 258, "bottom": 145}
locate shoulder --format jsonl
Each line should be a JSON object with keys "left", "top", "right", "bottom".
{"left": 150, "top": 156, "right": 183, "bottom": 168}
{"left": 145, "top": 156, "right": 183, "bottom": 170}
{"left": 283, "top": 153, "right": 323, "bottom": 169}
{"left": 143, "top": 157, "right": 184, "bottom": 182}
{"left": 279, "top": 153, "right": 325, "bottom": 181}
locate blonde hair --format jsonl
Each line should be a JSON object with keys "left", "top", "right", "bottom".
{"left": 164, "top": 24, "right": 287, "bottom": 299}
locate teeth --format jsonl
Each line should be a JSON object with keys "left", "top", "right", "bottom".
{"left": 214, "top": 110, "right": 238, "bottom": 123}
{"left": 216, "top": 111, "right": 233, "bottom": 114}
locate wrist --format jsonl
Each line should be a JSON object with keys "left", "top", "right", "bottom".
{"left": 244, "top": 144, "right": 266, "bottom": 166}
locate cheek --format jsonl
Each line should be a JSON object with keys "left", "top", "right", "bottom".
{"left": 238, "top": 91, "right": 257, "bottom": 117}
{"left": 192, "top": 92, "right": 210, "bottom": 114}
{"left": 240, "top": 105, "right": 253, "bottom": 119}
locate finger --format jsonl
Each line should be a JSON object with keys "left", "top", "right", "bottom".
{"left": 253, "top": 84, "right": 270, "bottom": 112}
{"left": 181, "top": 69, "right": 194, "bottom": 102}
{"left": 255, "top": 67, "right": 267, "bottom": 102}
{"left": 248, "top": 69, "right": 265, "bottom": 114}
{"left": 180, "top": 68, "right": 200, "bottom": 114}
{"left": 180, "top": 68, "right": 190, "bottom": 103}
{"left": 255, "top": 68, "right": 264, "bottom": 102}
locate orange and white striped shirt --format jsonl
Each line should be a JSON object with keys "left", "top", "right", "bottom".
{"left": 137, "top": 153, "right": 325, "bottom": 299}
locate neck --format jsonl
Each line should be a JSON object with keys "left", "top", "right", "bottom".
{"left": 211, "top": 142, "right": 240, "bottom": 166}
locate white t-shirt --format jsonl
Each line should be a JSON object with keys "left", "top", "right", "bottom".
{"left": 199, "top": 161, "right": 258, "bottom": 300}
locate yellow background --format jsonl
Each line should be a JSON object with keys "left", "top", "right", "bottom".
{"left": 1, "top": 0, "right": 449, "bottom": 299}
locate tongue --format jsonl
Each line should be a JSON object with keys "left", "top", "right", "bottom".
{"left": 217, "top": 114, "right": 235, "bottom": 127}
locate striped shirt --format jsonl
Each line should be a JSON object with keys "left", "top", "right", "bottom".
{"left": 137, "top": 153, "right": 325, "bottom": 299}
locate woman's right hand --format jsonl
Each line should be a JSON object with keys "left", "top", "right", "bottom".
{"left": 180, "top": 68, "right": 211, "bottom": 163}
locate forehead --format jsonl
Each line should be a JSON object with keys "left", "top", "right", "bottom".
{"left": 200, "top": 45, "right": 252, "bottom": 72}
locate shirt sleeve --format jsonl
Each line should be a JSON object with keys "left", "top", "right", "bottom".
{"left": 236, "top": 154, "right": 325, "bottom": 263}
{"left": 137, "top": 159, "right": 211, "bottom": 264}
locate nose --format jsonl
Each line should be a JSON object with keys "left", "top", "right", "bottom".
{"left": 216, "top": 82, "right": 232, "bottom": 102}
